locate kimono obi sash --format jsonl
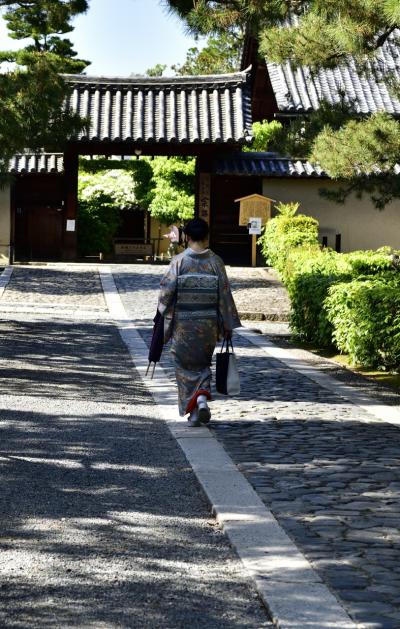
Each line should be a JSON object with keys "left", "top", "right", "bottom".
{"left": 176, "top": 273, "right": 218, "bottom": 319}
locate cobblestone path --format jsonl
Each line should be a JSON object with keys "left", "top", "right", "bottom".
{"left": 109, "top": 263, "right": 291, "bottom": 322}
{"left": 113, "top": 264, "right": 400, "bottom": 629}
{"left": 0, "top": 265, "right": 108, "bottom": 318}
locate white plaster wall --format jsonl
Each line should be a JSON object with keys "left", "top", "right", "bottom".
{"left": 262, "top": 179, "right": 400, "bottom": 252}
{"left": 0, "top": 184, "right": 10, "bottom": 264}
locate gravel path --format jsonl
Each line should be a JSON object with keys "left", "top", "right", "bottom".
{"left": 0, "top": 267, "right": 272, "bottom": 629}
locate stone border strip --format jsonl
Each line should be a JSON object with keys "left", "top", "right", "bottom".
{"left": 238, "top": 329, "right": 400, "bottom": 428}
{"left": 99, "top": 266, "right": 356, "bottom": 629}
{"left": 0, "top": 266, "right": 13, "bottom": 298}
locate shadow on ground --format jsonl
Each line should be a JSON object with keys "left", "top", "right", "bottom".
{"left": 0, "top": 318, "right": 270, "bottom": 628}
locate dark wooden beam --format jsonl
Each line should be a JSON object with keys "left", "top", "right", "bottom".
{"left": 67, "top": 141, "right": 242, "bottom": 159}
{"left": 63, "top": 149, "right": 79, "bottom": 261}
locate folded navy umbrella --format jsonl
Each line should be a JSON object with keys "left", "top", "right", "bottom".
{"left": 146, "top": 310, "right": 164, "bottom": 378}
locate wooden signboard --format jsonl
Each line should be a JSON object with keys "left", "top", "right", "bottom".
{"left": 236, "top": 194, "right": 273, "bottom": 227}
{"left": 235, "top": 194, "right": 274, "bottom": 267}
{"left": 115, "top": 242, "right": 153, "bottom": 257}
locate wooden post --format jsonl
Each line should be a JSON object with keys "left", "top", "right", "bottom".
{"left": 63, "top": 148, "right": 78, "bottom": 261}
{"left": 196, "top": 156, "right": 211, "bottom": 224}
{"left": 252, "top": 234, "right": 257, "bottom": 267}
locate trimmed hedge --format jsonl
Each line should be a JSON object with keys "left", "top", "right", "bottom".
{"left": 260, "top": 202, "right": 319, "bottom": 280}
{"left": 259, "top": 203, "right": 400, "bottom": 368}
{"left": 326, "top": 273, "right": 400, "bottom": 368}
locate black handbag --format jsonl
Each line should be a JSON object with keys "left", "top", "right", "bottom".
{"left": 216, "top": 338, "right": 240, "bottom": 396}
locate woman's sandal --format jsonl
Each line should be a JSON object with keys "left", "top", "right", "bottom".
{"left": 197, "top": 402, "right": 211, "bottom": 424}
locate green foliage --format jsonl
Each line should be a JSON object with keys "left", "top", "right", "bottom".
{"left": 259, "top": 201, "right": 399, "bottom": 351}
{"left": 166, "top": 0, "right": 400, "bottom": 207}
{"left": 1, "top": 0, "right": 90, "bottom": 71}
{"left": 287, "top": 248, "right": 399, "bottom": 347}
{"left": 309, "top": 113, "right": 400, "bottom": 207}
{"left": 344, "top": 248, "right": 395, "bottom": 275}
{"left": 245, "top": 119, "right": 283, "bottom": 152}
{"left": 311, "top": 113, "right": 400, "bottom": 179}
{"left": 146, "top": 63, "right": 167, "bottom": 77}
{"left": 326, "top": 273, "right": 400, "bottom": 368}
{"left": 0, "top": 0, "right": 88, "bottom": 173}
{"left": 166, "top": 0, "right": 399, "bottom": 64}
{"left": 130, "top": 160, "right": 155, "bottom": 209}
{"left": 260, "top": 1, "right": 399, "bottom": 73}
{"left": 259, "top": 202, "right": 336, "bottom": 343}
{"left": 172, "top": 32, "right": 242, "bottom": 75}
{"left": 259, "top": 202, "right": 319, "bottom": 274}
{"left": 83, "top": 156, "right": 195, "bottom": 225}
{"left": 133, "top": 156, "right": 195, "bottom": 224}
{"left": 77, "top": 196, "right": 121, "bottom": 257}
{"left": 0, "top": 53, "right": 85, "bottom": 172}
{"left": 147, "top": 183, "right": 194, "bottom": 223}
{"left": 78, "top": 169, "right": 137, "bottom": 209}
{"left": 266, "top": 99, "right": 356, "bottom": 159}
{"left": 287, "top": 248, "right": 348, "bottom": 345}
{"left": 77, "top": 168, "right": 139, "bottom": 256}
{"left": 164, "top": 0, "right": 286, "bottom": 38}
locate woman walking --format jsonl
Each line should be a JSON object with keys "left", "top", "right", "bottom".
{"left": 157, "top": 217, "right": 241, "bottom": 426}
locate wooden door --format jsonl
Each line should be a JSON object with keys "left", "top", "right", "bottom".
{"left": 210, "top": 176, "right": 262, "bottom": 266}
{"left": 15, "top": 204, "right": 63, "bottom": 261}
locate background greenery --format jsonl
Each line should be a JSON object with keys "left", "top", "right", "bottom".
{"left": 259, "top": 202, "right": 400, "bottom": 369}
{"left": 165, "top": 0, "right": 400, "bottom": 208}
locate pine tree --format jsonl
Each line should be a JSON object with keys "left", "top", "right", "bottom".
{"left": 0, "top": 0, "right": 89, "bottom": 174}
{"left": 164, "top": 0, "right": 400, "bottom": 206}
{"left": 172, "top": 32, "right": 242, "bottom": 75}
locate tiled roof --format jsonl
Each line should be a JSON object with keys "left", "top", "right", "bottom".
{"left": 266, "top": 30, "right": 400, "bottom": 114}
{"left": 64, "top": 71, "right": 253, "bottom": 145}
{"left": 213, "top": 152, "right": 327, "bottom": 177}
{"left": 9, "top": 153, "right": 64, "bottom": 174}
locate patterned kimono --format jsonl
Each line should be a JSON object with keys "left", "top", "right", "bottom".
{"left": 157, "top": 248, "right": 241, "bottom": 416}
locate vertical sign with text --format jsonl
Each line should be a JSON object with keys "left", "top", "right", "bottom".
{"left": 198, "top": 173, "right": 211, "bottom": 224}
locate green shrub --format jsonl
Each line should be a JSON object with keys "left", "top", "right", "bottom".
{"left": 259, "top": 201, "right": 399, "bottom": 359}
{"left": 286, "top": 246, "right": 352, "bottom": 345}
{"left": 287, "top": 249, "right": 398, "bottom": 347}
{"left": 260, "top": 203, "right": 344, "bottom": 345}
{"left": 326, "top": 273, "right": 400, "bottom": 369}
{"left": 259, "top": 202, "right": 319, "bottom": 277}
{"left": 343, "top": 248, "right": 395, "bottom": 275}
{"left": 77, "top": 195, "right": 121, "bottom": 256}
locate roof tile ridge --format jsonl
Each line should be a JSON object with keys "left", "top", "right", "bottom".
{"left": 62, "top": 67, "right": 251, "bottom": 87}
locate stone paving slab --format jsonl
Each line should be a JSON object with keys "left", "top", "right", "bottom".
{"left": 111, "top": 263, "right": 400, "bottom": 629}
{"left": 0, "top": 266, "right": 272, "bottom": 629}
{"left": 225, "top": 267, "right": 290, "bottom": 321}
